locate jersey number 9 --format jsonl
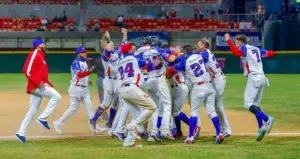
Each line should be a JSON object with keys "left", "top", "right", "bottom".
{"left": 190, "top": 59, "right": 204, "bottom": 77}
{"left": 118, "top": 62, "right": 134, "bottom": 80}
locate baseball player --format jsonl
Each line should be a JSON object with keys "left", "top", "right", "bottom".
{"left": 160, "top": 44, "right": 189, "bottom": 139}
{"left": 118, "top": 43, "right": 156, "bottom": 147}
{"left": 16, "top": 38, "right": 61, "bottom": 143}
{"left": 196, "top": 38, "right": 232, "bottom": 137}
{"left": 90, "top": 29, "right": 128, "bottom": 130}
{"left": 143, "top": 44, "right": 175, "bottom": 140}
{"left": 225, "top": 33, "right": 276, "bottom": 141}
{"left": 168, "top": 49, "right": 224, "bottom": 144}
{"left": 53, "top": 47, "right": 106, "bottom": 134}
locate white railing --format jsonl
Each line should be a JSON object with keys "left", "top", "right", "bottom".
{"left": 218, "top": 13, "right": 264, "bottom": 22}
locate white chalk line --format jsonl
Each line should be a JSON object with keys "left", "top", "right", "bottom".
{"left": 1, "top": 132, "right": 300, "bottom": 140}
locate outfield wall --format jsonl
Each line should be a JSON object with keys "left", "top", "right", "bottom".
{"left": 1, "top": 52, "right": 299, "bottom": 73}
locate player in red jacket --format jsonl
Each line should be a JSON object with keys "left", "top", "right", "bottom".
{"left": 16, "top": 38, "right": 61, "bottom": 143}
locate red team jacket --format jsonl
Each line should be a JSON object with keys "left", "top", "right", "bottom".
{"left": 23, "top": 49, "right": 53, "bottom": 94}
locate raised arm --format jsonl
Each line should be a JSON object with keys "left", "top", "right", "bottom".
{"left": 224, "top": 33, "right": 244, "bottom": 57}
{"left": 121, "top": 28, "right": 128, "bottom": 45}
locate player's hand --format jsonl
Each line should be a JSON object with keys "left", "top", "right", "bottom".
{"left": 39, "top": 82, "right": 47, "bottom": 91}
{"left": 104, "top": 30, "right": 110, "bottom": 38}
{"left": 121, "top": 28, "right": 128, "bottom": 35}
{"left": 224, "top": 33, "right": 231, "bottom": 41}
{"left": 89, "top": 66, "right": 95, "bottom": 72}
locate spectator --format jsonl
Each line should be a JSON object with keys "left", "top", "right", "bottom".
{"left": 116, "top": 15, "right": 124, "bottom": 27}
{"left": 94, "top": 23, "right": 100, "bottom": 31}
{"left": 53, "top": 16, "right": 58, "bottom": 22}
{"left": 193, "top": 8, "right": 199, "bottom": 20}
{"left": 225, "top": 7, "right": 230, "bottom": 22}
{"left": 69, "top": 23, "right": 75, "bottom": 31}
{"left": 64, "top": 25, "right": 70, "bottom": 32}
{"left": 239, "top": 20, "right": 245, "bottom": 31}
{"left": 230, "top": 23, "right": 235, "bottom": 32}
{"left": 210, "top": 9, "right": 216, "bottom": 18}
{"left": 199, "top": 9, "right": 204, "bottom": 20}
{"left": 165, "top": 10, "right": 170, "bottom": 19}
{"left": 246, "top": 22, "right": 251, "bottom": 31}
{"left": 171, "top": 7, "right": 176, "bottom": 18}
{"left": 41, "top": 17, "right": 48, "bottom": 25}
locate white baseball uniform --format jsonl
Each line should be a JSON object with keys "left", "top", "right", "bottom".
{"left": 239, "top": 44, "right": 269, "bottom": 109}
{"left": 201, "top": 49, "right": 232, "bottom": 135}
{"left": 173, "top": 52, "right": 221, "bottom": 139}
{"left": 143, "top": 48, "right": 172, "bottom": 136}
{"left": 118, "top": 53, "right": 156, "bottom": 146}
{"left": 54, "top": 57, "right": 103, "bottom": 133}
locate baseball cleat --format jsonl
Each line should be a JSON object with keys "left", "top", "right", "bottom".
{"left": 95, "top": 126, "right": 106, "bottom": 134}
{"left": 15, "top": 134, "right": 26, "bottom": 143}
{"left": 266, "top": 117, "right": 275, "bottom": 134}
{"left": 36, "top": 119, "right": 50, "bottom": 130}
{"left": 112, "top": 132, "right": 126, "bottom": 141}
{"left": 139, "top": 131, "right": 149, "bottom": 140}
{"left": 184, "top": 137, "right": 195, "bottom": 144}
{"left": 89, "top": 119, "right": 97, "bottom": 130}
{"left": 215, "top": 133, "right": 224, "bottom": 144}
{"left": 149, "top": 132, "right": 162, "bottom": 142}
{"left": 147, "top": 136, "right": 155, "bottom": 142}
{"left": 127, "top": 124, "right": 141, "bottom": 140}
{"left": 162, "top": 133, "right": 175, "bottom": 140}
{"left": 123, "top": 141, "right": 143, "bottom": 148}
{"left": 173, "top": 131, "right": 183, "bottom": 139}
{"left": 53, "top": 121, "right": 63, "bottom": 135}
{"left": 256, "top": 127, "right": 267, "bottom": 142}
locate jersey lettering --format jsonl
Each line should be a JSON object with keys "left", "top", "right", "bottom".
{"left": 118, "top": 62, "right": 135, "bottom": 80}
{"left": 190, "top": 60, "right": 204, "bottom": 77}
{"left": 251, "top": 49, "right": 261, "bottom": 63}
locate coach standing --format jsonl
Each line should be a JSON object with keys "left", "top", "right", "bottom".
{"left": 15, "top": 38, "right": 61, "bottom": 143}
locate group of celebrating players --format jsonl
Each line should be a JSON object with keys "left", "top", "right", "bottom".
{"left": 16, "top": 28, "right": 276, "bottom": 147}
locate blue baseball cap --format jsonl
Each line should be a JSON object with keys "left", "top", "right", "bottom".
{"left": 76, "top": 46, "right": 86, "bottom": 54}
{"left": 32, "top": 38, "right": 44, "bottom": 48}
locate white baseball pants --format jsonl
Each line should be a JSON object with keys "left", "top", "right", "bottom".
{"left": 17, "top": 85, "right": 61, "bottom": 136}
{"left": 212, "top": 75, "right": 232, "bottom": 134}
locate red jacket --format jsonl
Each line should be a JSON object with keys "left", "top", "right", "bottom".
{"left": 23, "top": 49, "right": 53, "bottom": 94}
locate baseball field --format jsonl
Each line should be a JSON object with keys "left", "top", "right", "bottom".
{"left": 0, "top": 73, "right": 300, "bottom": 159}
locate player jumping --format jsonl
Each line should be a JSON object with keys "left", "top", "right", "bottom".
{"left": 224, "top": 33, "right": 276, "bottom": 141}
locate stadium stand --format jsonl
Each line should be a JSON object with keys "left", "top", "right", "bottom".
{"left": 0, "top": 17, "right": 76, "bottom": 32}
{"left": 0, "top": 0, "right": 80, "bottom": 5}
{"left": 88, "top": 18, "right": 246, "bottom": 32}
{"left": 92, "top": 0, "right": 220, "bottom": 5}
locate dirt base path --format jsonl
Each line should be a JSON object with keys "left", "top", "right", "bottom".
{"left": 0, "top": 91, "right": 297, "bottom": 137}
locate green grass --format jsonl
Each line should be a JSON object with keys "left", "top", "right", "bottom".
{"left": 1, "top": 136, "right": 300, "bottom": 159}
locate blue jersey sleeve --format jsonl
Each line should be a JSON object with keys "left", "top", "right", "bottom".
{"left": 240, "top": 44, "right": 247, "bottom": 57}
{"left": 174, "top": 56, "right": 184, "bottom": 63}
{"left": 71, "top": 60, "right": 80, "bottom": 73}
{"left": 201, "top": 51, "right": 209, "bottom": 63}
{"left": 135, "top": 56, "right": 146, "bottom": 68}
{"left": 259, "top": 48, "right": 267, "bottom": 58}
{"left": 157, "top": 48, "right": 172, "bottom": 61}
{"left": 173, "top": 58, "right": 186, "bottom": 71}
{"left": 101, "top": 50, "right": 112, "bottom": 61}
